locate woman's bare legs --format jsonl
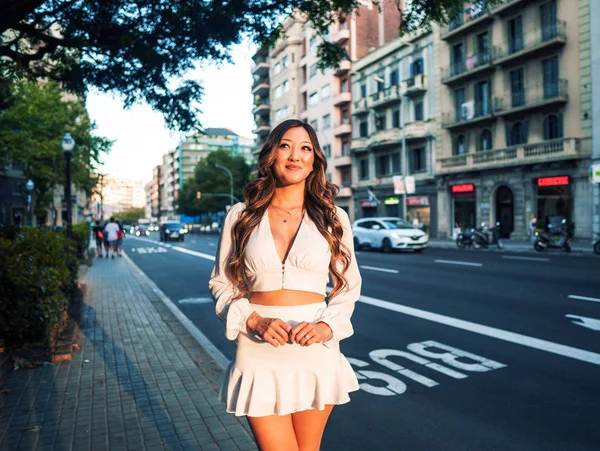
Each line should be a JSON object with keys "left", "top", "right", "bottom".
{"left": 247, "top": 406, "right": 333, "bottom": 451}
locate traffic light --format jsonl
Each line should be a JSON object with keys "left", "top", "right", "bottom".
{"left": 196, "top": 191, "right": 201, "bottom": 199}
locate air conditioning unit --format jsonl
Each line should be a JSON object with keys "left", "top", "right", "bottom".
{"left": 461, "top": 101, "right": 474, "bottom": 120}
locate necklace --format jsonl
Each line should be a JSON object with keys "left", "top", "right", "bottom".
{"left": 270, "top": 204, "right": 302, "bottom": 223}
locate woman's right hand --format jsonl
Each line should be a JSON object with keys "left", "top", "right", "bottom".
{"left": 246, "top": 311, "right": 292, "bottom": 347}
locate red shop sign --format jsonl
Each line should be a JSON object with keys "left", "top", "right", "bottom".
{"left": 537, "top": 176, "right": 569, "bottom": 187}
{"left": 451, "top": 184, "right": 475, "bottom": 193}
{"left": 407, "top": 197, "right": 430, "bottom": 206}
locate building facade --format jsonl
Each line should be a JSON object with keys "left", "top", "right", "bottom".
{"left": 99, "top": 176, "right": 146, "bottom": 219}
{"left": 351, "top": 29, "right": 439, "bottom": 235}
{"left": 435, "top": 0, "right": 593, "bottom": 239}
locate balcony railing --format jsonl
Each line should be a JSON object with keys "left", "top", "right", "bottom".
{"left": 333, "top": 155, "right": 352, "bottom": 167}
{"left": 353, "top": 98, "right": 369, "bottom": 115}
{"left": 252, "top": 80, "right": 270, "bottom": 95}
{"left": 351, "top": 137, "right": 369, "bottom": 151}
{"left": 333, "top": 91, "right": 352, "bottom": 106}
{"left": 442, "top": 101, "right": 495, "bottom": 129}
{"left": 441, "top": 48, "right": 498, "bottom": 84}
{"left": 404, "top": 121, "right": 430, "bottom": 140}
{"left": 251, "top": 59, "right": 269, "bottom": 76}
{"left": 403, "top": 74, "right": 427, "bottom": 95}
{"left": 368, "top": 85, "right": 401, "bottom": 108}
{"left": 441, "top": 2, "right": 494, "bottom": 40}
{"left": 493, "top": 0, "right": 529, "bottom": 17}
{"left": 369, "top": 129, "right": 403, "bottom": 148}
{"left": 335, "top": 60, "right": 351, "bottom": 75}
{"left": 438, "top": 138, "right": 582, "bottom": 174}
{"left": 331, "top": 28, "right": 350, "bottom": 44}
{"left": 333, "top": 123, "right": 352, "bottom": 137}
{"left": 496, "top": 21, "right": 566, "bottom": 66}
{"left": 494, "top": 80, "right": 568, "bottom": 116}
{"left": 252, "top": 102, "right": 270, "bottom": 116}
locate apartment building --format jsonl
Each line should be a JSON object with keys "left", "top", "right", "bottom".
{"left": 160, "top": 150, "right": 178, "bottom": 219}
{"left": 150, "top": 165, "right": 161, "bottom": 219}
{"left": 251, "top": 45, "right": 272, "bottom": 150}
{"left": 350, "top": 29, "right": 438, "bottom": 234}
{"left": 144, "top": 180, "right": 152, "bottom": 219}
{"left": 100, "top": 176, "right": 146, "bottom": 219}
{"left": 435, "top": 0, "right": 593, "bottom": 239}
{"left": 589, "top": 0, "right": 600, "bottom": 237}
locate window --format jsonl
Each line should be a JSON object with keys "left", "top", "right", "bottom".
{"left": 375, "top": 114, "right": 386, "bottom": 131}
{"left": 410, "top": 147, "right": 426, "bottom": 173}
{"left": 479, "top": 129, "right": 493, "bottom": 151}
{"left": 309, "top": 35, "right": 317, "bottom": 52}
{"left": 282, "top": 55, "right": 289, "bottom": 68}
{"left": 453, "top": 134, "right": 467, "bottom": 155}
{"left": 322, "top": 114, "right": 331, "bottom": 129}
{"left": 414, "top": 100, "right": 424, "bottom": 121}
{"left": 309, "top": 92, "right": 318, "bottom": 106}
{"left": 342, "top": 109, "right": 350, "bottom": 124}
{"left": 410, "top": 58, "right": 424, "bottom": 77}
{"left": 275, "top": 85, "right": 282, "bottom": 98}
{"left": 377, "top": 153, "right": 401, "bottom": 177}
{"left": 506, "top": 121, "right": 528, "bottom": 146}
{"left": 321, "top": 84, "right": 331, "bottom": 100}
{"left": 454, "top": 88, "right": 466, "bottom": 121}
{"left": 392, "top": 109, "right": 401, "bottom": 128}
{"left": 452, "top": 43, "right": 465, "bottom": 75}
{"left": 543, "top": 56, "right": 559, "bottom": 98}
{"left": 510, "top": 68, "right": 525, "bottom": 107}
{"left": 283, "top": 80, "right": 289, "bottom": 92}
{"left": 275, "top": 62, "right": 281, "bottom": 74}
{"left": 476, "top": 31, "right": 490, "bottom": 65}
{"left": 359, "top": 158, "right": 369, "bottom": 180}
{"left": 309, "top": 64, "right": 317, "bottom": 78}
{"left": 341, "top": 167, "right": 352, "bottom": 187}
{"left": 541, "top": 0, "right": 558, "bottom": 40}
{"left": 342, "top": 141, "right": 350, "bottom": 156}
{"left": 323, "top": 144, "right": 331, "bottom": 157}
{"left": 391, "top": 153, "right": 401, "bottom": 174}
{"left": 341, "top": 78, "right": 350, "bottom": 93}
{"left": 376, "top": 76, "right": 385, "bottom": 92}
{"left": 291, "top": 78, "right": 295, "bottom": 88}
{"left": 508, "top": 16, "right": 524, "bottom": 53}
{"left": 474, "top": 80, "right": 490, "bottom": 116}
{"left": 360, "top": 84, "right": 367, "bottom": 98}
{"left": 359, "top": 121, "right": 368, "bottom": 137}
{"left": 291, "top": 53, "right": 295, "bottom": 63}
{"left": 389, "top": 69, "right": 399, "bottom": 86}
{"left": 310, "top": 119, "right": 318, "bottom": 131}
{"left": 543, "top": 114, "right": 563, "bottom": 140}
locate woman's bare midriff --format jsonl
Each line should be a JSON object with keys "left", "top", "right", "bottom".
{"left": 249, "top": 289, "right": 325, "bottom": 306}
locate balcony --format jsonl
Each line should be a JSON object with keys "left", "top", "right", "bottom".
{"left": 331, "top": 28, "right": 350, "bottom": 44}
{"left": 441, "top": 3, "right": 494, "bottom": 40}
{"left": 368, "top": 86, "right": 401, "bottom": 109}
{"left": 493, "top": 0, "right": 529, "bottom": 17}
{"left": 333, "top": 91, "right": 352, "bottom": 107}
{"left": 438, "top": 138, "right": 583, "bottom": 174}
{"left": 442, "top": 101, "right": 495, "bottom": 129}
{"left": 252, "top": 80, "right": 270, "bottom": 96}
{"left": 369, "top": 128, "right": 403, "bottom": 149}
{"left": 251, "top": 59, "right": 269, "bottom": 77}
{"left": 335, "top": 60, "right": 351, "bottom": 75}
{"left": 252, "top": 103, "right": 270, "bottom": 116}
{"left": 403, "top": 74, "right": 427, "bottom": 96}
{"left": 351, "top": 137, "right": 369, "bottom": 152}
{"left": 337, "top": 186, "right": 353, "bottom": 198}
{"left": 495, "top": 21, "right": 566, "bottom": 67}
{"left": 254, "top": 122, "right": 270, "bottom": 137}
{"left": 494, "top": 80, "right": 568, "bottom": 117}
{"left": 353, "top": 98, "right": 369, "bottom": 115}
{"left": 333, "top": 155, "right": 352, "bottom": 167}
{"left": 441, "top": 48, "right": 498, "bottom": 85}
{"left": 333, "top": 123, "right": 352, "bottom": 137}
{"left": 404, "top": 121, "right": 430, "bottom": 140}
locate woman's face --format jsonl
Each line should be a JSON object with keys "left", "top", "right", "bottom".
{"left": 272, "top": 126, "right": 315, "bottom": 187}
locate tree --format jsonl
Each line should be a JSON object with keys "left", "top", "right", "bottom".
{"left": 0, "top": 80, "right": 112, "bottom": 217}
{"left": 0, "top": 0, "right": 474, "bottom": 131}
{"left": 177, "top": 149, "right": 252, "bottom": 216}
{"left": 115, "top": 207, "right": 145, "bottom": 224}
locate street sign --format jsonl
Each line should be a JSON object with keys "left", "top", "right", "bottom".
{"left": 405, "top": 176, "right": 416, "bottom": 194}
{"left": 393, "top": 175, "right": 405, "bottom": 194}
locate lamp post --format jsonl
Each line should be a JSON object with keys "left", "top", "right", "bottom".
{"left": 26, "top": 179, "right": 34, "bottom": 226}
{"left": 214, "top": 163, "right": 234, "bottom": 208}
{"left": 62, "top": 132, "right": 75, "bottom": 238}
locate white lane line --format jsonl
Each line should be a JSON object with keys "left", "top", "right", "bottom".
{"left": 358, "top": 294, "right": 600, "bottom": 366}
{"left": 502, "top": 255, "right": 550, "bottom": 262}
{"left": 569, "top": 295, "right": 600, "bottom": 303}
{"left": 171, "top": 246, "right": 215, "bottom": 261}
{"left": 434, "top": 259, "right": 483, "bottom": 267}
{"left": 178, "top": 297, "right": 213, "bottom": 305}
{"left": 360, "top": 265, "right": 399, "bottom": 274}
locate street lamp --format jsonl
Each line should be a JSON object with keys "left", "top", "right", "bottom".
{"left": 62, "top": 132, "right": 75, "bottom": 238}
{"left": 26, "top": 179, "right": 34, "bottom": 226}
{"left": 214, "top": 163, "right": 234, "bottom": 208}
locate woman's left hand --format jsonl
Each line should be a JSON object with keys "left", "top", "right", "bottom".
{"left": 290, "top": 321, "right": 333, "bottom": 346}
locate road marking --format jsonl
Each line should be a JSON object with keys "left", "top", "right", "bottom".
{"left": 358, "top": 294, "right": 600, "bottom": 366}
{"left": 434, "top": 259, "right": 483, "bottom": 267}
{"left": 171, "top": 246, "right": 216, "bottom": 261}
{"left": 178, "top": 297, "right": 213, "bottom": 305}
{"left": 502, "top": 255, "right": 550, "bottom": 262}
{"left": 565, "top": 315, "right": 600, "bottom": 331}
{"left": 360, "top": 265, "right": 399, "bottom": 274}
{"left": 569, "top": 295, "right": 600, "bottom": 303}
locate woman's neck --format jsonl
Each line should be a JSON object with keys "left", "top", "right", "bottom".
{"left": 272, "top": 183, "right": 305, "bottom": 209}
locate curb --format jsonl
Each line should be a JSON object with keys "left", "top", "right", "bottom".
{"left": 427, "top": 241, "right": 591, "bottom": 254}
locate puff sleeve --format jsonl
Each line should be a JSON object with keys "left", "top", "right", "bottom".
{"left": 208, "top": 202, "right": 255, "bottom": 341}
{"left": 314, "top": 207, "right": 362, "bottom": 348}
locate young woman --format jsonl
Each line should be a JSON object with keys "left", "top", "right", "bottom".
{"left": 209, "top": 119, "right": 361, "bottom": 451}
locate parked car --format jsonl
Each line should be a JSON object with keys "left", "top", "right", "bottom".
{"left": 352, "top": 217, "right": 428, "bottom": 253}
{"left": 159, "top": 222, "right": 186, "bottom": 242}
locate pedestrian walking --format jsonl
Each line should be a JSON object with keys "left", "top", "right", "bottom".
{"left": 92, "top": 220, "right": 104, "bottom": 258}
{"left": 209, "top": 119, "right": 362, "bottom": 451}
{"left": 116, "top": 221, "right": 124, "bottom": 257}
{"left": 103, "top": 217, "right": 120, "bottom": 259}
{"left": 529, "top": 214, "right": 538, "bottom": 242}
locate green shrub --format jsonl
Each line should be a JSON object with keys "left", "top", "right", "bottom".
{"left": 0, "top": 227, "right": 78, "bottom": 347}
{"left": 71, "top": 223, "right": 91, "bottom": 259}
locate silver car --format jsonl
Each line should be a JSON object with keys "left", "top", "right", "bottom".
{"left": 352, "top": 217, "right": 428, "bottom": 253}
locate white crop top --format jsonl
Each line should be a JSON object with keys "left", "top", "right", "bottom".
{"left": 208, "top": 202, "right": 362, "bottom": 347}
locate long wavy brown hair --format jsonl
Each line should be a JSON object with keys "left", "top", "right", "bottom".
{"left": 225, "top": 119, "right": 351, "bottom": 299}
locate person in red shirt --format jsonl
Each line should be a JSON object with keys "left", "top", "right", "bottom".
{"left": 116, "top": 221, "right": 125, "bottom": 257}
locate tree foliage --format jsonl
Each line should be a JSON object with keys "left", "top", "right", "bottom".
{"left": 0, "top": 80, "right": 112, "bottom": 215}
{"left": 115, "top": 207, "right": 145, "bottom": 224}
{"left": 178, "top": 149, "right": 252, "bottom": 216}
{"left": 0, "top": 0, "right": 472, "bottom": 131}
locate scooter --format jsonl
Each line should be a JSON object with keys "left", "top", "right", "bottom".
{"left": 472, "top": 222, "right": 504, "bottom": 249}
{"left": 534, "top": 219, "right": 571, "bottom": 252}
{"left": 456, "top": 228, "right": 475, "bottom": 248}
{"left": 593, "top": 233, "right": 600, "bottom": 255}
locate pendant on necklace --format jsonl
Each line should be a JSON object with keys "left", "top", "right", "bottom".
{"left": 283, "top": 219, "right": 287, "bottom": 223}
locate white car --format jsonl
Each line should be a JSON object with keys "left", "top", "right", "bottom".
{"left": 352, "top": 217, "right": 428, "bottom": 253}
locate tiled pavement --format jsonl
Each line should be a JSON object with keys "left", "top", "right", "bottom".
{"left": 0, "top": 256, "right": 257, "bottom": 451}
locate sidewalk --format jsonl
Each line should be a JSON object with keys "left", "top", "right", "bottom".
{"left": 428, "top": 237, "right": 591, "bottom": 253}
{"left": 0, "top": 255, "right": 257, "bottom": 450}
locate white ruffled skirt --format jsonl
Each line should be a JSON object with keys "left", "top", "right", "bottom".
{"left": 220, "top": 302, "right": 359, "bottom": 417}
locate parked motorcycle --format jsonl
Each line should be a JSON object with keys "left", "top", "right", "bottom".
{"left": 472, "top": 222, "right": 504, "bottom": 249}
{"left": 534, "top": 218, "right": 571, "bottom": 252}
{"left": 456, "top": 228, "right": 475, "bottom": 248}
{"left": 593, "top": 233, "right": 600, "bottom": 255}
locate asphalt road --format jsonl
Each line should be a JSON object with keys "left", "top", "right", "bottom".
{"left": 121, "top": 232, "right": 600, "bottom": 451}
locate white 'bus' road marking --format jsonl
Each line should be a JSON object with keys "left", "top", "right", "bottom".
{"left": 502, "top": 255, "right": 550, "bottom": 262}
{"left": 360, "top": 265, "right": 399, "bottom": 274}
{"left": 569, "top": 295, "right": 600, "bottom": 304}
{"left": 434, "top": 259, "right": 483, "bottom": 267}
{"left": 358, "top": 294, "right": 600, "bottom": 366}
{"left": 565, "top": 315, "right": 600, "bottom": 331}
{"left": 142, "top": 247, "right": 600, "bottom": 366}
